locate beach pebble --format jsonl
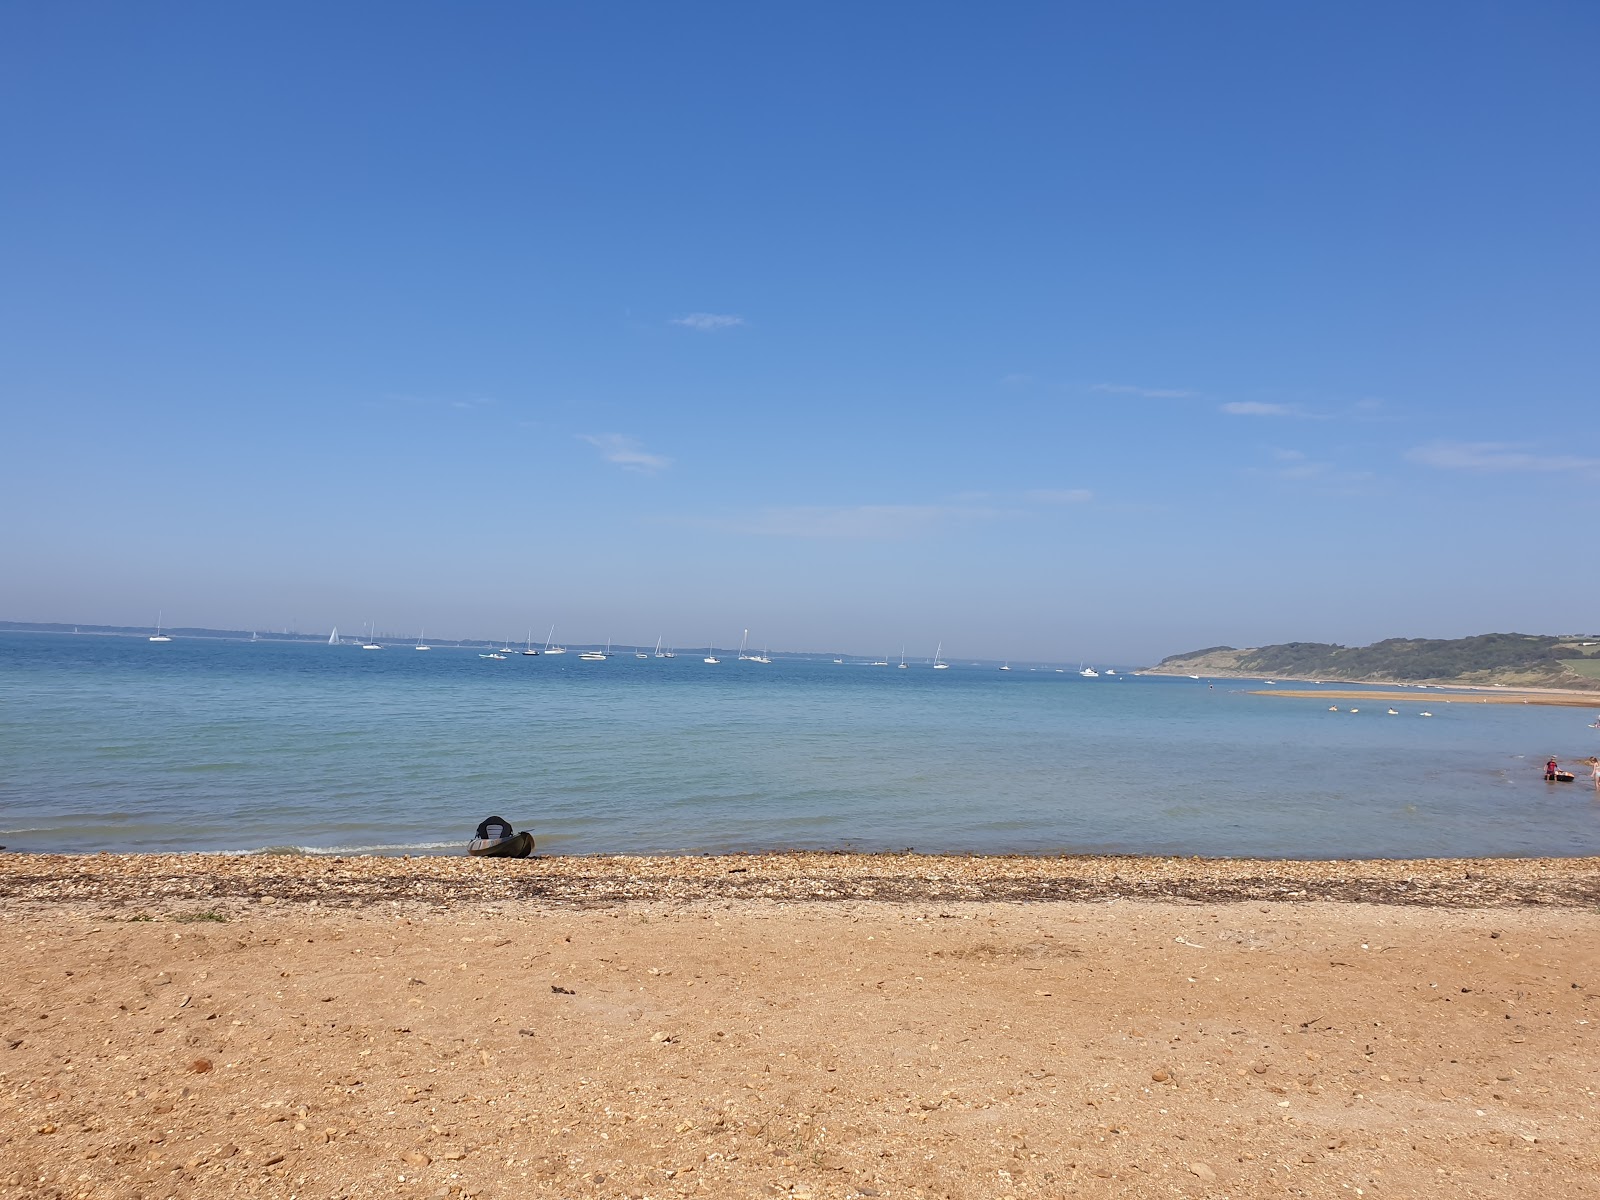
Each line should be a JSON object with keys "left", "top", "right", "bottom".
{"left": 1189, "top": 1161, "right": 1216, "bottom": 1182}
{"left": 403, "top": 1151, "right": 431, "bottom": 1167}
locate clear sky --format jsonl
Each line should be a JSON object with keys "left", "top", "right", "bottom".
{"left": 2, "top": 2, "right": 1596, "bottom": 663}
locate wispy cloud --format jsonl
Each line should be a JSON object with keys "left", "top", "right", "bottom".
{"left": 380, "top": 392, "right": 496, "bottom": 411}
{"left": 578, "top": 433, "right": 672, "bottom": 473}
{"left": 1091, "top": 383, "right": 1196, "bottom": 399}
{"left": 1221, "top": 401, "right": 1299, "bottom": 417}
{"left": 670, "top": 312, "right": 745, "bottom": 332}
{"left": 702, "top": 503, "right": 1010, "bottom": 540}
{"left": 1026, "top": 488, "right": 1093, "bottom": 504}
{"left": 1407, "top": 441, "right": 1600, "bottom": 474}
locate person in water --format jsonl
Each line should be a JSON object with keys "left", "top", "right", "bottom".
{"left": 1591, "top": 758, "right": 1600, "bottom": 791}
{"left": 1545, "top": 757, "right": 1560, "bottom": 782}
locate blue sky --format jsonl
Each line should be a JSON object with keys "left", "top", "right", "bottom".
{"left": 2, "top": 2, "right": 1596, "bottom": 663}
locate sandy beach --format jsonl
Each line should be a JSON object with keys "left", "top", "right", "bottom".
{"left": 3, "top": 852, "right": 1598, "bottom": 1199}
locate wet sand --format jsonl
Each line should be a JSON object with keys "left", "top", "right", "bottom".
{"left": 3, "top": 852, "right": 1599, "bottom": 1199}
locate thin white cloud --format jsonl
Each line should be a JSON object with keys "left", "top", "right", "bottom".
{"left": 578, "top": 433, "right": 671, "bottom": 473}
{"left": 1091, "top": 383, "right": 1196, "bottom": 399}
{"left": 1026, "top": 488, "right": 1093, "bottom": 505}
{"left": 1407, "top": 441, "right": 1600, "bottom": 473}
{"left": 670, "top": 312, "right": 745, "bottom": 332}
{"left": 708, "top": 503, "right": 1008, "bottom": 540}
{"left": 1221, "top": 401, "right": 1297, "bottom": 417}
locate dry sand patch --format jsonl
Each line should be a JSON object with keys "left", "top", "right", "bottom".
{"left": 3, "top": 884, "right": 1598, "bottom": 1199}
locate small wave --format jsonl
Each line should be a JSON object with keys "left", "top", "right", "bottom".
{"left": 244, "top": 839, "right": 462, "bottom": 857}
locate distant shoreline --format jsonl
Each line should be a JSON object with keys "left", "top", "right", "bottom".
{"left": 1251, "top": 687, "right": 1600, "bottom": 709}
{"left": 1140, "top": 666, "right": 1600, "bottom": 701}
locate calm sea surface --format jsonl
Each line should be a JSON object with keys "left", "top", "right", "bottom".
{"left": 2, "top": 632, "right": 1597, "bottom": 859}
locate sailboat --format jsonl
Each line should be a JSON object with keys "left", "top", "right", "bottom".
{"left": 362, "top": 622, "right": 383, "bottom": 650}
{"left": 521, "top": 630, "right": 539, "bottom": 656}
{"left": 652, "top": 637, "right": 667, "bottom": 659}
{"left": 579, "top": 639, "right": 610, "bottom": 661}
{"left": 148, "top": 612, "right": 171, "bottom": 643}
{"left": 932, "top": 642, "right": 949, "bottom": 669}
{"left": 898, "top": 647, "right": 908, "bottom": 670}
{"left": 415, "top": 629, "right": 431, "bottom": 651}
{"left": 999, "top": 662, "right": 1011, "bottom": 671}
{"left": 704, "top": 646, "right": 720, "bottom": 664}
{"left": 328, "top": 626, "right": 339, "bottom": 646}
{"left": 1078, "top": 663, "right": 1098, "bottom": 677}
{"left": 737, "top": 629, "right": 751, "bottom": 662}
{"left": 542, "top": 625, "right": 566, "bottom": 655}
{"left": 740, "top": 630, "right": 771, "bottom": 663}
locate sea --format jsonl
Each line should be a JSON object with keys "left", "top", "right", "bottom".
{"left": 2, "top": 631, "right": 1597, "bottom": 860}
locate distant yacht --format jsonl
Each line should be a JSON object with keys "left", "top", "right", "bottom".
{"left": 898, "top": 647, "right": 908, "bottom": 669}
{"left": 521, "top": 630, "right": 539, "bottom": 656}
{"left": 361, "top": 621, "right": 383, "bottom": 650}
{"left": 1079, "top": 663, "right": 1098, "bottom": 677}
{"left": 542, "top": 625, "right": 566, "bottom": 655}
{"left": 871, "top": 655, "right": 890, "bottom": 666}
{"left": 999, "top": 662, "right": 1011, "bottom": 671}
{"left": 415, "top": 629, "right": 431, "bottom": 651}
{"left": 148, "top": 612, "right": 171, "bottom": 643}
{"left": 704, "top": 647, "right": 720, "bottom": 664}
{"left": 328, "top": 626, "right": 339, "bottom": 646}
{"left": 579, "top": 640, "right": 610, "bottom": 661}
{"left": 932, "top": 642, "right": 949, "bottom": 670}
{"left": 479, "top": 651, "right": 507, "bottom": 660}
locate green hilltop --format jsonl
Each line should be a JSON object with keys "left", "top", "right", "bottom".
{"left": 1146, "top": 633, "right": 1600, "bottom": 689}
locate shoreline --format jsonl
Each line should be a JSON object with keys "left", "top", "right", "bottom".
{"left": 1140, "top": 666, "right": 1600, "bottom": 702}
{"left": 5, "top": 850, "right": 1598, "bottom": 911}
{"left": 1250, "top": 687, "right": 1600, "bottom": 708}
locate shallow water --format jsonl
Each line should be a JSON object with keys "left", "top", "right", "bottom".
{"left": 2, "top": 632, "right": 1596, "bottom": 857}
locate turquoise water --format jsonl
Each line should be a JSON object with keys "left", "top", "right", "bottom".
{"left": 2, "top": 632, "right": 1597, "bottom": 858}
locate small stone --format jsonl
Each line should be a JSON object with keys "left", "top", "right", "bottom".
{"left": 1152, "top": 1068, "right": 1170, "bottom": 1083}
{"left": 403, "top": 1152, "right": 431, "bottom": 1167}
{"left": 1251, "top": 1062, "right": 1268, "bottom": 1074}
{"left": 1189, "top": 1161, "right": 1216, "bottom": 1182}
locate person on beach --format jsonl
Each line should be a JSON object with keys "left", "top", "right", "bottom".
{"left": 1545, "top": 757, "right": 1559, "bottom": 782}
{"left": 1591, "top": 758, "right": 1600, "bottom": 791}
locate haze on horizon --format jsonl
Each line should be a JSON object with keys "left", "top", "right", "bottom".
{"left": 2, "top": 4, "right": 1595, "bottom": 666}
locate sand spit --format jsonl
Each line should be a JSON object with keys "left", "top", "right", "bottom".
{"left": 1255, "top": 689, "right": 1600, "bottom": 709}
{"left": 2, "top": 851, "right": 1600, "bottom": 912}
